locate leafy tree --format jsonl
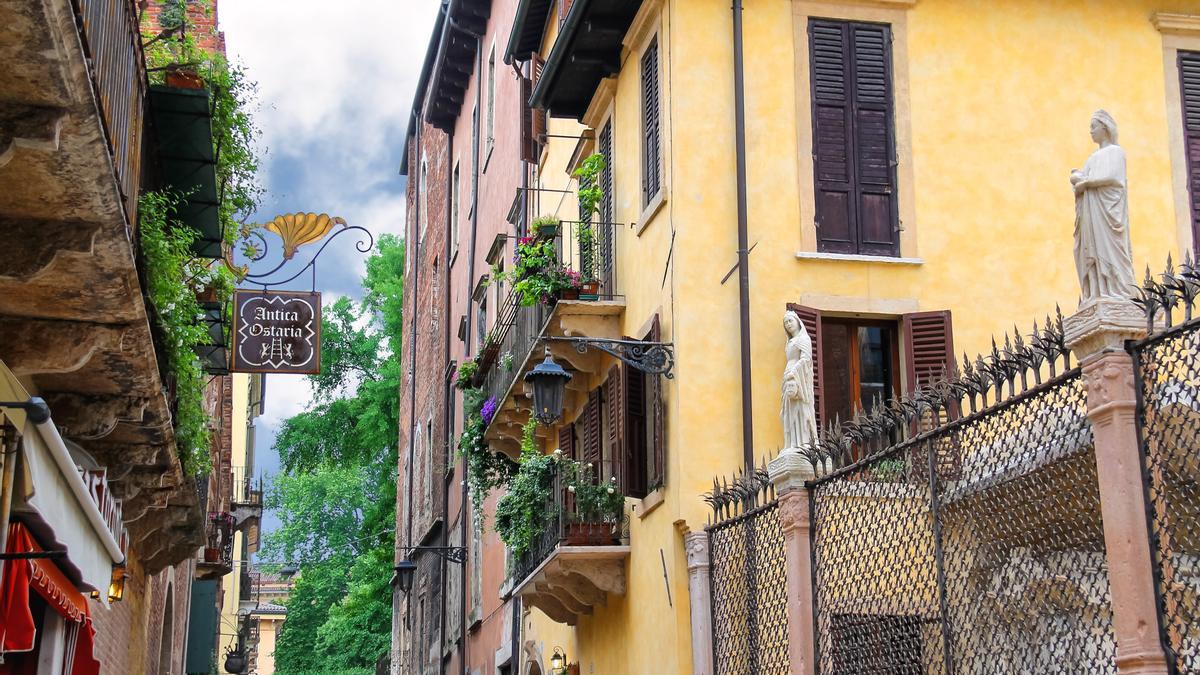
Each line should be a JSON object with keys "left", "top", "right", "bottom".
{"left": 266, "top": 235, "right": 404, "bottom": 672}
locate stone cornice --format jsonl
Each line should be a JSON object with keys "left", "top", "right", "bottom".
{"left": 799, "top": 0, "right": 917, "bottom": 8}
{"left": 1153, "top": 12, "right": 1200, "bottom": 37}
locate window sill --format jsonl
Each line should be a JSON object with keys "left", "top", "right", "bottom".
{"left": 794, "top": 251, "right": 923, "bottom": 265}
{"left": 636, "top": 487, "right": 665, "bottom": 519}
{"left": 637, "top": 190, "right": 667, "bottom": 236}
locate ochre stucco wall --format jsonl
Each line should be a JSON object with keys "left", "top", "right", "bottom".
{"left": 520, "top": 0, "right": 1200, "bottom": 673}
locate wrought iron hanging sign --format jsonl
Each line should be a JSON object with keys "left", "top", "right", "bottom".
{"left": 231, "top": 290, "right": 321, "bottom": 374}
{"left": 226, "top": 212, "right": 374, "bottom": 375}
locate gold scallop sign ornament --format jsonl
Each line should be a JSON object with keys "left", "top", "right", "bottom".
{"left": 265, "top": 212, "right": 348, "bottom": 260}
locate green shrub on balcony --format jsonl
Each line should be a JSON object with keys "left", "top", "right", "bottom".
{"left": 495, "top": 419, "right": 557, "bottom": 557}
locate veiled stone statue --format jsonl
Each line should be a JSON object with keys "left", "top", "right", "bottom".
{"left": 781, "top": 311, "right": 818, "bottom": 450}
{"left": 1071, "top": 110, "right": 1135, "bottom": 302}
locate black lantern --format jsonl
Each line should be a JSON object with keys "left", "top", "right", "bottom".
{"left": 392, "top": 559, "right": 417, "bottom": 594}
{"left": 550, "top": 646, "right": 567, "bottom": 673}
{"left": 524, "top": 348, "right": 572, "bottom": 425}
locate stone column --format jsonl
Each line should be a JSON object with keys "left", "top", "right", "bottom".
{"left": 1065, "top": 299, "right": 1168, "bottom": 675}
{"left": 684, "top": 531, "right": 713, "bottom": 675}
{"left": 768, "top": 451, "right": 818, "bottom": 675}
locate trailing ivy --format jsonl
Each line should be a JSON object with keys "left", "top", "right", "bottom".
{"left": 139, "top": 190, "right": 221, "bottom": 475}
{"left": 458, "top": 387, "right": 517, "bottom": 526}
{"left": 494, "top": 419, "right": 558, "bottom": 558}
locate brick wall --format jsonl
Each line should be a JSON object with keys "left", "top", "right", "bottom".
{"left": 396, "top": 118, "right": 452, "bottom": 675}
{"left": 142, "top": 0, "right": 226, "bottom": 55}
{"left": 89, "top": 551, "right": 194, "bottom": 675}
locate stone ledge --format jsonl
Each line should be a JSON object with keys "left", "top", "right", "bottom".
{"left": 515, "top": 545, "right": 630, "bottom": 626}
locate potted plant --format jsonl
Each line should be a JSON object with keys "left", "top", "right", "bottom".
{"left": 562, "top": 460, "right": 624, "bottom": 545}
{"left": 557, "top": 267, "right": 582, "bottom": 301}
{"left": 455, "top": 358, "right": 480, "bottom": 390}
{"left": 533, "top": 215, "right": 561, "bottom": 239}
{"left": 203, "top": 546, "right": 220, "bottom": 563}
{"left": 495, "top": 420, "right": 558, "bottom": 558}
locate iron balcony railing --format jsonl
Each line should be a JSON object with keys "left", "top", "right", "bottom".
{"left": 199, "top": 512, "right": 235, "bottom": 571}
{"left": 230, "top": 466, "right": 262, "bottom": 506}
{"left": 510, "top": 460, "right": 628, "bottom": 586}
{"left": 478, "top": 226, "right": 622, "bottom": 404}
{"left": 74, "top": 0, "right": 147, "bottom": 224}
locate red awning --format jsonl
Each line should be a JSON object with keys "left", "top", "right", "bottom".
{"left": 1, "top": 523, "right": 100, "bottom": 675}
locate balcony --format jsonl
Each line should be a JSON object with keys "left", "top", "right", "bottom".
{"left": 229, "top": 466, "right": 262, "bottom": 554}
{"left": 196, "top": 512, "right": 235, "bottom": 579}
{"left": 238, "top": 571, "right": 260, "bottom": 614}
{"left": 478, "top": 227, "right": 628, "bottom": 458}
{"left": 509, "top": 461, "right": 630, "bottom": 626}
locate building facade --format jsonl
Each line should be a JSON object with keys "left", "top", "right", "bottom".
{"left": 399, "top": 0, "right": 1200, "bottom": 673}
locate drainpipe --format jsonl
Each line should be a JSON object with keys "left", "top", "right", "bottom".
{"left": 461, "top": 32, "right": 484, "bottom": 675}
{"left": 404, "top": 108, "right": 423, "bottom": 675}
{"left": 438, "top": 131, "right": 455, "bottom": 675}
{"left": 732, "top": 0, "right": 754, "bottom": 470}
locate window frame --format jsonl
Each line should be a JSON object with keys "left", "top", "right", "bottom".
{"left": 792, "top": 1, "right": 917, "bottom": 260}
{"left": 1156, "top": 14, "right": 1200, "bottom": 254}
{"left": 485, "top": 43, "right": 497, "bottom": 164}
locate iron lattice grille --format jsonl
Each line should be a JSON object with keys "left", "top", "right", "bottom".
{"left": 812, "top": 372, "right": 1117, "bottom": 674}
{"left": 1134, "top": 320, "right": 1200, "bottom": 674}
{"left": 708, "top": 501, "right": 790, "bottom": 675}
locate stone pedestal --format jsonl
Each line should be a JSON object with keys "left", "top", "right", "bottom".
{"left": 684, "top": 531, "right": 713, "bottom": 675}
{"left": 768, "top": 450, "right": 818, "bottom": 675}
{"left": 1066, "top": 302, "right": 1168, "bottom": 675}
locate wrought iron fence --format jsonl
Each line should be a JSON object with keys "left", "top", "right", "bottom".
{"left": 809, "top": 369, "right": 1116, "bottom": 674}
{"left": 704, "top": 466, "right": 789, "bottom": 675}
{"left": 1131, "top": 259, "right": 1200, "bottom": 674}
{"left": 230, "top": 466, "right": 262, "bottom": 506}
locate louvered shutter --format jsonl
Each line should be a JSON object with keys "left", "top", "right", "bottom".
{"left": 1180, "top": 51, "right": 1200, "bottom": 249}
{"left": 521, "top": 69, "right": 535, "bottom": 163}
{"left": 648, "top": 314, "right": 664, "bottom": 489}
{"left": 903, "top": 310, "right": 955, "bottom": 391}
{"left": 851, "top": 23, "right": 898, "bottom": 256}
{"left": 809, "top": 21, "right": 856, "bottom": 253}
{"left": 598, "top": 121, "right": 615, "bottom": 294}
{"left": 786, "top": 303, "right": 824, "bottom": 431}
{"left": 809, "top": 20, "right": 898, "bottom": 256}
{"left": 529, "top": 56, "right": 547, "bottom": 161}
{"left": 623, "top": 362, "right": 648, "bottom": 498}
{"left": 605, "top": 365, "right": 624, "bottom": 488}
{"left": 582, "top": 389, "right": 602, "bottom": 465}
{"left": 558, "top": 423, "right": 575, "bottom": 459}
{"left": 641, "top": 39, "right": 661, "bottom": 206}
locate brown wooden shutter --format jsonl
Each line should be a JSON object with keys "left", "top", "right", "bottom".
{"left": 531, "top": 55, "right": 547, "bottom": 157}
{"left": 809, "top": 20, "right": 898, "bottom": 256}
{"left": 641, "top": 39, "right": 660, "bottom": 206}
{"left": 520, "top": 69, "right": 535, "bottom": 163}
{"left": 786, "top": 303, "right": 824, "bottom": 431}
{"left": 648, "top": 315, "right": 664, "bottom": 490}
{"left": 623, "top": 362, "right": 648, "bottom": 498}
{"left": 598, "top": 121, "right": 615, "bottom": 294}
{"left": 582, "top": 389, "right": 602, "bottom": 465}
{"left": 558, "top": 423, "right": 575, "bottom": 460}
{"left": 1180, "top": 51, "right": 1200, "bottom": 250}
{"left": 605, "top": 365, "right": 624, "bottom": 488}
{"left": 903, "top": 310, "right": 955, "bottom": 391}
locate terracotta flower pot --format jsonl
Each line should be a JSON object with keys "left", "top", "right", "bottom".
{"left": 560, "top": 288, "right": 579, "bottom": 301}
{"left": 165, "top": 69, "right": 205, "bottom": 90}
{"left": 203, "top": 547, "right": 220, "bottom": 563}
{"left": 564, "top": 522, "right": 617, "bottom": 546}
{"left": 579, "top": 281, "right": 600, "bottom": 300}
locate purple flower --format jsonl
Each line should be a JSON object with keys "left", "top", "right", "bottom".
{"left": 481, "top": 397, "right": 499, "bottom": 425}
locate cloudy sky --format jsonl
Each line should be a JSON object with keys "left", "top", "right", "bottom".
{"left": 220, "top": 0, "right": 439, "bottom": 533}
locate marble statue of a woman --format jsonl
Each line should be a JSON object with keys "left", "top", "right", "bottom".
{"left": 781, "top": 311, "right": 818, "bottom": 451}
{"left": 1071, "top": 110, "right": 1135, "bottom": 302}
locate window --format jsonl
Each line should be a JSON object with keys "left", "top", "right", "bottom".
{"left": 640, "top": 38, "right": 661, "bottom": 207}
{"left": 788, "top": 304, "right": 954, "bottom": 434}
{"left": 597, "top": 119, "right": 615, "bottom": 295}
{"left": 419, "top": 157, "right": 429, "bottom": 244}
{"left": 577, "top": 317, "right": 665, "bottom": 498}
{"left": 451, "top": 163, "right": 460, "bottom": 258}
{"left": 476, "top": 297, "right": 487, "bottom": 354}
{"left": 486, "top": 45, "right": 496, "bottom": 158}
{"left": 809, "top": 19, "right": 899, "bottom": 256}
{"left": 1180, "top": 50, "right": 1200, "bottom": 249}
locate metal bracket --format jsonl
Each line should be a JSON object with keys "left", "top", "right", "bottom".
{"left": 400, "top": 546, "right": 468, "bottom": 565}
{"left": 543, "top": 337, "right": 674, "bottom": 378}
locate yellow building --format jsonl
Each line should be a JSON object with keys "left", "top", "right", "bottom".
{"left": 470, "top": 1, "right": 1200, "bottom": 673}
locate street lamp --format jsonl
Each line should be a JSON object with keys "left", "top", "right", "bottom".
{"left": 391, "top": 559, "right": 417, "bottom": 594}
{"left": 525, "top": 348, "right": 572, "bottom": 425}
{"left": 550, "top": 646, "right": 567, "bottom": 673}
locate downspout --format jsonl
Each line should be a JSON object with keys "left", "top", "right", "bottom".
{"left": 404, "top": 108, "right": 423, "bottom": 674}
{"left": 438, "top": 131, "right": 454, "bottom": 675}
{"left": 462, "top": 32, "right": 484, "bottom": 675}
{"left": 732, "top": 0, "right": 754, "bottom": 471}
